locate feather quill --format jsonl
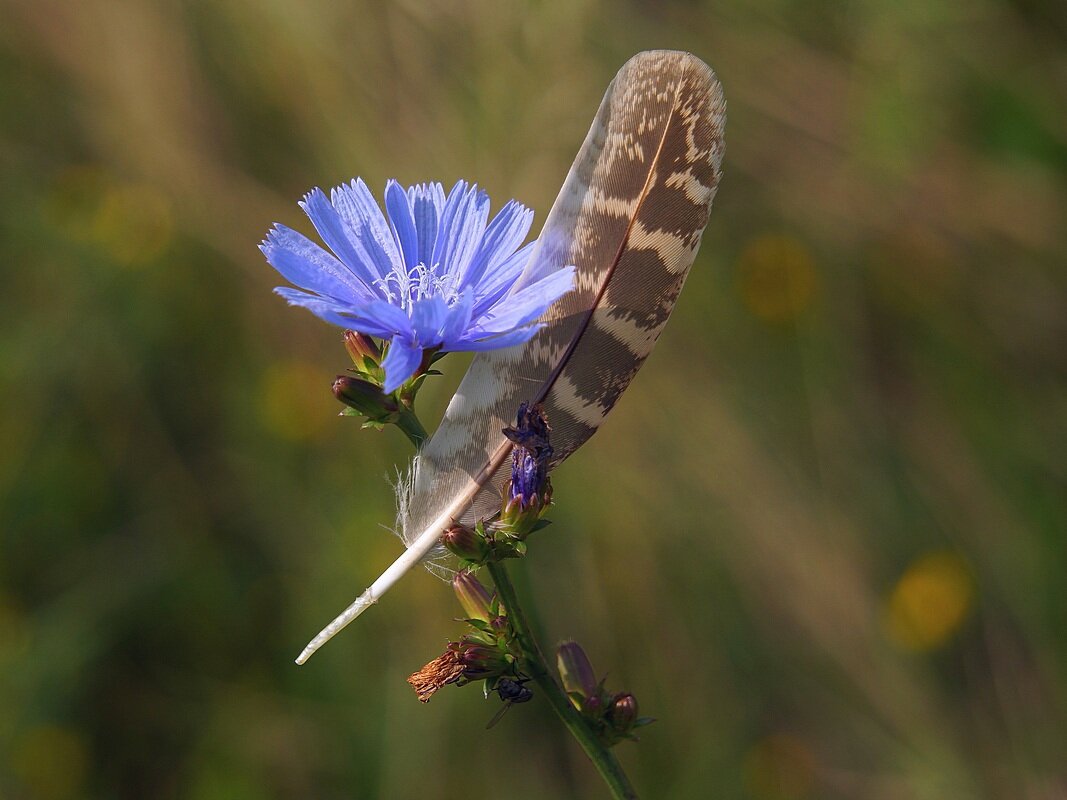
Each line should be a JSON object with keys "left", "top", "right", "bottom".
{"left": 297, "top": 50, "right": 725, "bottom": 664}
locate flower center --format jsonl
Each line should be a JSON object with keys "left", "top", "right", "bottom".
{"left": 375, "top": 262, "right": 461, "bottom": 312}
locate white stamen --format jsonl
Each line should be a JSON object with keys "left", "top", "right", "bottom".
{"left": 373, "top": 262, "right": 461, "bottom": 312}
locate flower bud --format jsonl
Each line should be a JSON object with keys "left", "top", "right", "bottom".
{"left": 453, "top": 641, "right": 511, "bottom": 678}
{"left": 343, "top": 329, "right": 381, "bottom": 366}
{"left": 332, "top": 375, "right": 398, "bottom": 419}
{"left": 452, "top": 570, "right": 494, "bottom": 623}
{"left": 441, "top": 524, "right": 490, "bottom": 563}
{"left": 557, "top": 640, "right": 598, "bottom": 709}
{"left": 607, "top": 693, "right": 639, "bottom": 734}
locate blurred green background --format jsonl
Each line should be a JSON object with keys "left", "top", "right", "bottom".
{"left": 2, "top": 1, "right": 1066, "bottom": 798}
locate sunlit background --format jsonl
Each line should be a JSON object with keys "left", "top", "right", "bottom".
{"left": 2, "top": 1, "right": 1066, "bottom": 798}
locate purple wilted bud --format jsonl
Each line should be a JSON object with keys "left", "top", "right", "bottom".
{"left": 510, "top": 451, "right": 541, "bottom": 508}
{"left": 557, "top": 640, "right": 598, "bottom": 710}
{"left": 504, "top": 402, "right": 552, "bottom": 503}
{"left": 500, "top": 403, "right": 553, "bottom": 533}
{"left": 452, "top": 570, "right": 495, "bottom": 623}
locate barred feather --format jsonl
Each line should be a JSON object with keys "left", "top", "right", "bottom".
{"left": 297, "top": 50, "right": 726, "bottom": 664}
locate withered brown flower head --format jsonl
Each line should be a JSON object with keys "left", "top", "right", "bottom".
{"left": 407, "top": 650, "right": 466, "bottom": 703}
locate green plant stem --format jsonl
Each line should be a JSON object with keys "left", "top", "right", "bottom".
{"left": 394, "top": 404, "right": 428, "bottom": 449}
{"left": 393, "top": 407, "right": 632, "bottom": 796}
{"left": 486, "top": 559, "right": 638, "bottom": 800}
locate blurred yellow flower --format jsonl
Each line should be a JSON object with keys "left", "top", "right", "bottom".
{"left": 885, "top": 551, "right": 975, "bottom": 652}
{"left": 737, "top": 234, "right": 817, "bottom": 323}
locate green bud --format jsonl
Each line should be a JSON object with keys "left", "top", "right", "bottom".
{"left": 452, "top": 570, "right": 494, "bottom": 623}
{"left": 499, "top": 480, "right": 552, "bottom": 538}
{"left": 442, "top": 524, "right": 490, "bottom": 563}
{"left": 332, "top": 375, "right": 398, "bottom": 419}
{"left": 557, "top": 640, "right": 598, "bottom": 709}
{"left": 343, "top": 330, "right": 381, "bottom": 366}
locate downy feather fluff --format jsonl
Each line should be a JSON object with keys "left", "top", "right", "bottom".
{"left": 297, "top": 50, "right": 726, "bottom": 664}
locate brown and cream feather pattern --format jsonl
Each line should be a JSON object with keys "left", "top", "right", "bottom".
{"left": 407, "top": 50, "right": 726, "bottom": 529}
{"left": 297, "top": 50, "right": 725, "bottom": 663}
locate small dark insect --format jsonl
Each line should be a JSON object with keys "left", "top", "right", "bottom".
{"left": 486, "top": 678, "right": 534, "bottom": 729}
{"left": 496, "top": 677, "right": 534, "bottom": 703}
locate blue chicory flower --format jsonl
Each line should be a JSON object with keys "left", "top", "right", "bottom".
{"left": 261, "top": 179, "right": 575, "bottom": 392}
